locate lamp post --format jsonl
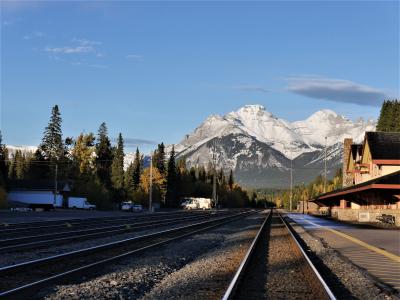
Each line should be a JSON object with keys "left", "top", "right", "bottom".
{"left": 290, "top": 154, "right": 293, "bottom": 211}
{"left": 149, "top": 151, "right": 153, "bottom": 213}
{"left": 302, "top": 193, "right": 304, "bottom": 214}
{"left": 212, "top": 140, "right": 217, "bottom": 209}
{"left": 324, "top": 136, "right": 327, "bottom": 193}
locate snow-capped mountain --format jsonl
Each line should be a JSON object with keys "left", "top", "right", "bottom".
{"left": 171, "top": 104, "right": 376, "bottom": 187}
{"left": 5, "top": 145, "right": 38, "bottom": 158}
{"left": 5, "top": 104, "right": 376, "bottom": 188}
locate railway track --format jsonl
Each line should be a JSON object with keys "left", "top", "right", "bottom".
{"left": 0, "top": 210, "right": 253, "bottom": 299}
{"left": 0, "top": 210, "right": 210, "bottom": 237}
{"left": 222, "top": 210, "right": 336, "bottom": 300}
{"left": 0, "top": 211, "right": 231, "bottom": 253}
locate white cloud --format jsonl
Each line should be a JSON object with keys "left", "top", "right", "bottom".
{"left": 45, "top": 45, "right": 94, "bottom": 54}
{"left": 113, "top": 137, "right": 157, "bottom": 147}
{"left": 44, "top": 38, "right": 101, "bottom": 55}
{"left": 286, "top": 75, "right": 388, "bottom": 106}
{"left": 71, "top": 38, "right": 102, "bottom": 46}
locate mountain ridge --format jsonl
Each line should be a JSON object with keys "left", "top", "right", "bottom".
{"left": 5, "top": 104, "right": 376, "bottom": 188}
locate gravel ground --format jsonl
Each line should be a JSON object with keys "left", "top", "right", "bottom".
{"left": 266, "top": 215, "right": 319, "bottom": 300}
{"left": 42, "top": 212, "right": 266, "bottom": 300}
{"left": 287, "top": 216, "right": 394, "bottom": 300}
{"left": 0, "top": 215, "right": 224, "bottom": 267}
{"left": 0, "top": 210, "right": 152, "bottom": 224}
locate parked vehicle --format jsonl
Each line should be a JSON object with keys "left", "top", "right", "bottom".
{"left": 121, "top": 202, "right": 143, "bottom": 212}
{"left": 8, "top": 191, "right": 63, "bottom": 210}
{"left": 121, "top": 201, "right": 133, "bottom": 211}
{"left": 132, "top": 204, "right": 143, "bottom": 212}
{"left": 182, "top": 198, "right": 211, "bottom": 210}
{"left": 68, "top": 197, "right": 96, "bottom": 210}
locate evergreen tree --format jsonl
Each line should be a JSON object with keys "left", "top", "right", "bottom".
{"left": 228, "top": 169, "right": 234, "bottom": 190}
{"left": 27, "top": 149, "right": 48, "bottom": 180}
{"left": 132, "top": 148, "right": 142, "bottom": 191}
{"left": 0, "top": 132, "right": 8, "bottom": 188}
{"left": 389, "top": 100, "right": 400, "bottom": 131}
{"left": 198, "top": 166, "right": 206, "bottom": 182}
{"left": 165, "top": 146, "right": 178, "bottom": 207}
{"left": 40, "top": 105, "right": 64, "bottom": 161}
{"left": 376, "top": 100, "right": 389, "bottom": 131}
{"left": 124, "top": 162, "right": 135, "bottom": 196}
{"left": 8, "top": 152, "right": 16, "bottom": 180}
{"left": 111, "top": 133, "right": 125, "bottom": 190}
{"left": 377, "top": 100, "right": 400, "bottom": 132}
{"left": 95, "top": 122, "right": 113, "bottom": 187}
{"left": 153, "top": 143, "right": 166, "bottom": 175}
{"left": 14, "top": 150, "right": 25, "bottom": 180}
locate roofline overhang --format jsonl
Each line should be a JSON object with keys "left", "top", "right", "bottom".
{"left": 316, "top": 183, "right": 400, "bottom": 200}
{"left": 372, "top": 159, "right": 400, "bottom": 165}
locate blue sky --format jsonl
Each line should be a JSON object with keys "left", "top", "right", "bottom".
{"left": 1, "top": 1, "right": 399, "bottom": 153}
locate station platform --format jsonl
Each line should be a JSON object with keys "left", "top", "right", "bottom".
{"left": 286, "top": 213, "right": 400, "bottom": 294}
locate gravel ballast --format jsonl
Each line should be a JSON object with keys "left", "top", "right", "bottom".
{"left": 287, "top": 216, "right": 394, "bottom": 300}
{"left": 42, "top": 212, "right": 266, "bottom": 300}
{"left": 0, "top": 215, "right": 226, "bottom": 267}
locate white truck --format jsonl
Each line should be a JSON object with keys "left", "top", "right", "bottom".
{"left": 8, "top": 191, "right": 63, "bottom": 210}
{"left": 68, "top": 197, "right": 96, "bottom": 210}
{"left": 182, "top": 197, "right": 212, "bottom": 210}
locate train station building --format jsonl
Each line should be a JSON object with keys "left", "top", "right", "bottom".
{"left": 310, "top": 132, "right": 400, "bottom": 226}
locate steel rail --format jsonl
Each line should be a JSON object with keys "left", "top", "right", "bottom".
{"left": 279, "top": 213, "right": 337, "bottom": 300}
{"left": 0, "top": 213, "right": 228, "bottom": 253}
{"left": 0, "top": 211, "right": 251, "bottom": 275}
{"left": 222, "top": 210, "right": 337, "bottom": 300}
{"left": 221, "top": 209, "right": 272, "bottom": 300}
{"left": 0, "top": 211, "right": 206, "bottom": 233}
{"left": 0, "top": 212, "right": 227, "bottom": 245}
{"left": 0, "top": 211, "right": 253, "bottom": 300}
{"left": 0, "top": 211, "right": 170, "bottom": 228}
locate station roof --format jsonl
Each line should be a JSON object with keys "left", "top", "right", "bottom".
{"left": 365, "top": 132, "right": 400, "bottom": 160}
{"left": 311, "top": 170, "right": 400, "bottom": 204}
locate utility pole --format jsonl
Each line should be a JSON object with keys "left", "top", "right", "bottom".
{"left": 290, "top": 152, "right": 293, "bottom": 212}
{"left": 149, "top": 152, "right": 153, "bottom": 213}
{"left": 302, "top": 182, "right": 305, "bottom": 214}
{"left": 54, "top": 163, "right": 58, "bottom": 205}
{"left": 212, "top": 140, "right": 217, "bottom": 209}
{"left": 324, "top": 136, "right": 327, "bottom": 193}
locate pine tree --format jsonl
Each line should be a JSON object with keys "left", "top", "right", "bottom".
{"left": 376, "top": 100, "right": 388, "bottom": 131}
{"left": 132, "top": 148, "right": 142, "bottom": 191}
{"left": 165, "top": 145, "right": 178, "bottom": 207}
{"left": 198, "top": 166, "right": 206, "bottom": 182}
{"left": 153, "top": 143, "right": 166, "bottom": 175}
{"left": 111, "top": 133, "right": 125, "bottom": 190}
{"left": 228, "top": 169, "right": 234, "bottom": 190}
{"left": 27, "top": 149, "right": 48, "bottom": 180}
{"left": 124, "top": 162, "right": 135, "bottom": 196}
{"left": 14, "top": 150, "right": 25, "bottom": 180}
{"left": 0, "top": 132, "right": 7, "bottom": 188}
{"left": 95, "top": 122, "right": 113, "bottom": 187}
{"left": 389, "top": 100, "right": 400, "bottom": 132}
{"left": 40, "top": 105, "right": 64, "bottom": 162}
{"left": 377, "top": 100, "right": 400, "bottom": 132}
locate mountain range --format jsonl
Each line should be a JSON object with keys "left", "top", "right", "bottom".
{"left": 167, "top": 105, "right": 375, "bottom": 187}
{"left": 6, "top": 104, "right": 376, "bottom": 188}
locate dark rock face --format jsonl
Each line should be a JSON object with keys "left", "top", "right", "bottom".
{"left": 177, "top": 133, "right": 343, "bottom": 188}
